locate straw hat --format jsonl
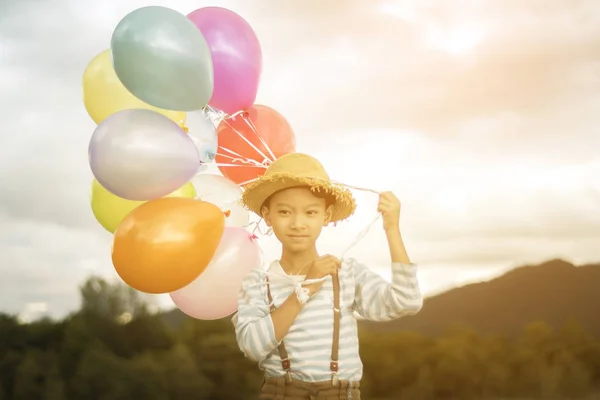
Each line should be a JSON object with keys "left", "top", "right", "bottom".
{"left": 241, "top": 153, "right": 356, "bottom": 222}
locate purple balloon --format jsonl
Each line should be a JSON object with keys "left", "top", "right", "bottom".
{"left": 187, "top": 7, "right": 262, "bottom": 115}
{"left": 88, "top": 109, "right": 200, "bottom": 201}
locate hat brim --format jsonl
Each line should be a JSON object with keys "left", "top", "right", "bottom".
{"left": 241, "top": 173, "right": 357, "bottom": 223}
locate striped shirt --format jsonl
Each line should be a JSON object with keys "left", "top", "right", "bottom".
{"left": 233, "top": 258, "right": 423, "bottom": 382}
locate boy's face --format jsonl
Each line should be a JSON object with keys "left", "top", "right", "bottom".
{"left": 261, "top": 187, "right": 332, "bottom": 253}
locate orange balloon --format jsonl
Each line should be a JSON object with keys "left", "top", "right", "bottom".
{"left": 216, "top": 104, "right": 296, "bottom": 185}
{"left": 112, "top": 198, "right": 225, "bottom": 294}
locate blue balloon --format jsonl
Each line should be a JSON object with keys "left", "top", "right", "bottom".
{"left": 111, "top": 6, "right": 214, "bottom": 111}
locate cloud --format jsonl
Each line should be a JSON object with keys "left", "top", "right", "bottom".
{"left": 257, "top": 0, "right": 600, "bottom": 138}
{"left": 0, "top": 211, "right": 114, "bottom": 318}
{"left": 1, "top": 0, "right": 599, "bottom": 319}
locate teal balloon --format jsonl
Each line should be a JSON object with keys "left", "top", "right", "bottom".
{"left": 110, "top": 6, "right": 214, "bottom": 112}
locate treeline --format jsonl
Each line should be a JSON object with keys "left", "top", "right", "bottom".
{"left": 0, "top": 277, "right": 599, "bottom": 399}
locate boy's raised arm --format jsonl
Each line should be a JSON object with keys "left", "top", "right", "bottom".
{"left": 352, "top": 259, "right": 423, "bottom": 321}
{"left": 352, "top": 190, "right": 423, "bottom": 321}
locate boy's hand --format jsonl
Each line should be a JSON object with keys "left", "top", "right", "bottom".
{"left": 304, "top": 255, "right": 341, "bottom": 296}
{"left": 378, "top": 191, "right": 401, "bottom": 232}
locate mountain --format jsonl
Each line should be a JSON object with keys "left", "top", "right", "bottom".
{"left": 360, "top": 258, "right": 600, "bottom": 337}
{"left": 162, "top": 259, "right": 600, "bottom": 337}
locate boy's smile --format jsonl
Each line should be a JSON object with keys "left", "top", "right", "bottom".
{"left": 261, "top": 186, "right": 333, "bottom": 255}
{"left": 288, "top": 234, "right": 309, "bottom": 240}
{"left": 287, "top": 234, "right": 310, "bottom": 245}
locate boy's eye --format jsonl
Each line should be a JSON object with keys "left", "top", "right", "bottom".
{"left": 278, "top": 210, "right": 290, "bottom": 215}
{"left": 307, "top": 210, "right": 318, "bottom": 215}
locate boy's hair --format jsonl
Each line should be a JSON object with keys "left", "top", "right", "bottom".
{"left": 262, "top": 186, "right": 336, "bottom": 210}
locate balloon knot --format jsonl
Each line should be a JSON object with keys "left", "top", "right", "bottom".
{"left": 223, "top": 209, "right": 231, "bottom": 218}
{"left": 181, "top": 125, "right": 189, "bottom": 133}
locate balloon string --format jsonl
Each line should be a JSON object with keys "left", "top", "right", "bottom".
{"left": 244, "top": 220, "right": 258, "bottom": 233}
{"left": 204, "top": 105, "right": 279, "bottom": 166}
{"left": 218, "top": 146, "right": 252, "bottom": 160}
{"left": 215, "top": 150, "right": 268, "bottom": 168}
{"left": 219, "top": 117, "right": 274, "bottom": 165}
{"left": 241, "top": 113, "right": 277, "bottom": 162}
{"left": 336, "top": 183, "right": 382, "bottom": 259}
{"left": 236, "top": 177, "right": 259, "bottom": 186}
{"left": 334, "top": 181, "right": 381, "bottom": 195}
{"left": 244, "top": 219, "right": 272, "bottom": 236}
{"left": 204, "top": 105, "right": 272, "bottom": 165}
{"left": 339, "top": 213, "right": 381, "bottom": 260}
{"left": 220, "top": 107, "right": 245, "bottom": 119}
{"left": 214, "top": 163, "right": 267, "bottom": 168}
{"left": 203, "top": 105, "right": 228, "bottom": 123}
{"left": 214, "top": 152, "right": 243, "bottom": 162}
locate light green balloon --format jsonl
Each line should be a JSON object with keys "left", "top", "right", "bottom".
{"left": 110, "top": 6, "right": 214, "bottom": 112}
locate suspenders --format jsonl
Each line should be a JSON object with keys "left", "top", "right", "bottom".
{"left": 266, "top": 274, "right": 341, "bottom": 385}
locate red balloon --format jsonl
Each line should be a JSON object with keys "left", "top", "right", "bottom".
{"left": 216, "top": 105, "right": 296, "bottom": 185}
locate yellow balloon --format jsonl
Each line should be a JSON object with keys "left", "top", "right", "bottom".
{"left": 82, "top": 50, "right": 187, "bottom": 125}
{"left": 91, "top": 179, "right": 196, "bottom": 233}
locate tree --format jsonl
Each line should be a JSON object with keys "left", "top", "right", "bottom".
{"left": 124, "top": 314, "right": 175, "bottom": 354}
{"left": 12, "top": 350, "right": 46, "bottom": 400}
{"left": 70, "top": 346, "right": 134, "bottom": 399}
{"left": 79, "top": 276, "right": 154, "bottom": 321}
{"left": 44, "top": 362, "right": 67, "bottom": 400}
{"left": 0, "top": 350, "right": 22, "bottom": 398}
{"left": 158, "top": 343, "right": 213, "bottom": 399}
{"left": 127, "top": 352, "right": 169, "bottom": 399}
{"left": 0, "top": 314, "right": 25, "bottom": 354}
{"left": 26, "top": 318, "right": 65, "bottom": 351}
{"left": 3, "top": 272, "right": 600, "bottom": 400}
{"left": 400, "top": 365, "right": 435, "bottom": 399}
{"left": 183, "top": 323, "right": 262, "bottom": 399}
{"left": 74, "top": 277, "right": 171, "bottom": 359}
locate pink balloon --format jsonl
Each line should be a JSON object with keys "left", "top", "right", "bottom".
{"left": 187, "top": 7, "right": 262, "bottom": 114}
{"left": 169, "top": 226, "right": 260, "bottom": 320}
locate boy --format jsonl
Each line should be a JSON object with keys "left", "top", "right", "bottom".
{"left": 234, "top": 153, "right": 423, "bottom": 399}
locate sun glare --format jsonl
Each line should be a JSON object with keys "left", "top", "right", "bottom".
{"left": 377, "top": 2, "right": 418, "bottom": 22}
{"left": 377, "top": 2, "right": 484, "bottom": 55}
{"left": 425, "top": 24, "right": 484, "bottom": 54}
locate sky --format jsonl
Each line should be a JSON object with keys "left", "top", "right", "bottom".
{"left": 1, "top": 0, "right": 599, "bottom": 322}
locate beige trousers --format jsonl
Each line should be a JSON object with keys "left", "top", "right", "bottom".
{"left": 258, "top": 376, "right": 361, "bottom": 400}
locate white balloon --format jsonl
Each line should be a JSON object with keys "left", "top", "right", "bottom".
{"left": 225, "top": 202, "right": 250, "bottom": 227}
{"left": 186, "top": 109, "right": 217, "bottom": 170}
{"left": 88, "top": 109, "right": 200, "bottom": 201}
{"left": 191, "top": 174, "right": 250, "bottom": 227}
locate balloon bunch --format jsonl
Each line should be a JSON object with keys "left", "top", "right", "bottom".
{"left": 82, "top": 6, "right": 296, "bottom": 320}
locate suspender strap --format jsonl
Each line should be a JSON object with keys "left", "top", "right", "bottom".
{"left": 266, "top": 276, "right": 293, "bottom": 383}
{"left": 265, "top": 274, "right": 342, "bottom": 386}
{"left": 331, "top": 273, "right": 341, "bottom": 386}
